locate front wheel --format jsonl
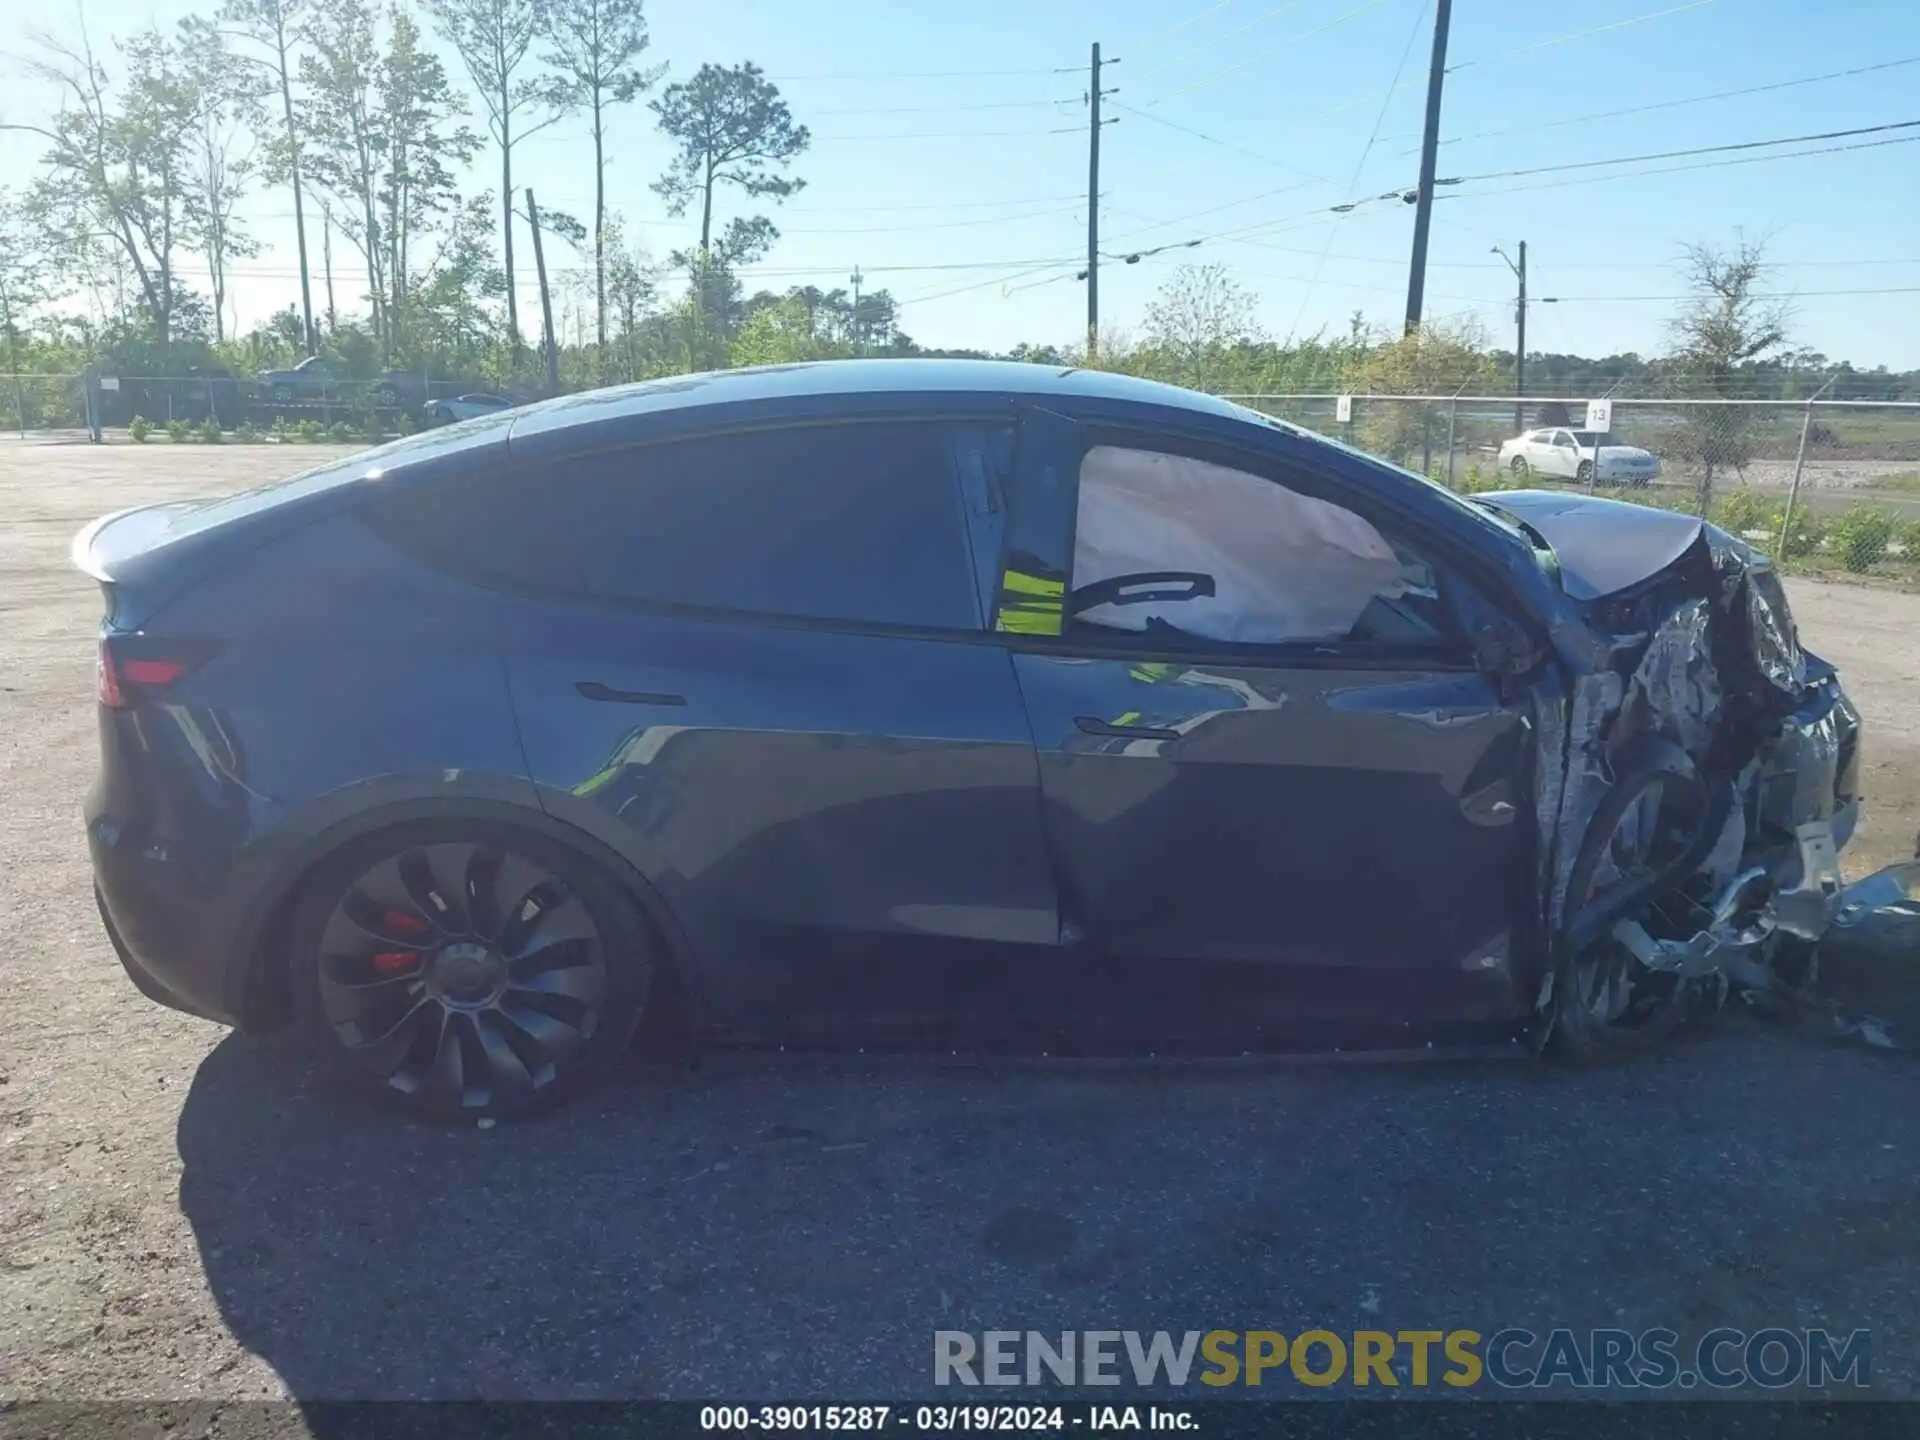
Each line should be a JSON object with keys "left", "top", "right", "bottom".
{"left": 291, "top": 821, "right": 655, "bottom": 1119}
{"left": 1548, "top": 761, "right": 1715, "bottom": 1058}
{"left": 1576, "top": 459, "right": 1594, "bottom": 484}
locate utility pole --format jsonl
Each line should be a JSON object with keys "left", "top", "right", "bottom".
{"left": 525, "top": 188, "right": 560, "bottom": 398}
{"left": 1403, "top": 0, "right": 1454, "bottom": 334}
{"left": 1493, "top": 241, "right": 1527, "bottom": 431}
{"left": 1087, "top": 42, "right": 1104, "bottom": 357}
{"left": 849, "top": 266, "right": 864, "bottom": 355}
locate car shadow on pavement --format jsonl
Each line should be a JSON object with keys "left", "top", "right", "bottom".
{"left": 176, "top": 1013, "right": 1920, "bottom": 1403}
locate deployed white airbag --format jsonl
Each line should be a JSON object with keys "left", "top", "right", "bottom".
{"left": 1071, "top": 446, "right": 1408, "bottom": 643}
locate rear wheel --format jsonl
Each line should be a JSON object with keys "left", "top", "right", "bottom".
{"left": 270, "top": 382, "right": 295, "bottom": 405}
{"left": 1509, "top": 456, "right": 1530, "bottom": 478}
{"left": 291, "top": 821, "right": 653, "bottom": 1119}
{"left": 373, "top": 382, "right": 400, "bottom": 410}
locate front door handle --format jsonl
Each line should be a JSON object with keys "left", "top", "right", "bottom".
{"left": 1074, "top": 716, "right": 1182, "bottom": 742}
{"left": 576, "top": 681, "right": 687, "bottom": 707}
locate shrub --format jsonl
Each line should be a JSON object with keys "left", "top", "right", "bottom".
{"left": 1897, "top": 518, "right": 1920, "bottom": 565}
{"left": 362, "top": 415, "right": 384, "bottom": 443}
{"left": 198, "top": 418, "right": 223, "bottom": 444}
{"left": 235, "top": 420, "right": 259, "bottom": 443}
{"left": 397, "top": 411, "right": 417, "bottom": 436}
{"left": 270, "top": 414, "right": 289, "bottom": 441}
{"left": 165, "top": 419, "right": 189, "bottom": 443}
{"left": 1776, "top": 505, "right": 1827, "bottom": 558}
{"left": 294, "top": 419, "right": 322, "bottom": 443}
{"left": 128, "top": 415, "right": 150, "bottom": 443}
{"left": 328, "top": 420, "right": 356, "bottom": 444}
{"left": 1710, "top": 489, "right": 1773, "bottom": 538}
{"left": 1828, "top": 505, "right": 1896, "bottom": 573}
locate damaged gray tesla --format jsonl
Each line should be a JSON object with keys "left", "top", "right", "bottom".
{"left": 80, "top": 362, "right": 1917, "bottom": 1116}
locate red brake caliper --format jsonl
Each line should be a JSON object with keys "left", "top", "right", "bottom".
{"left": 371, "top": 910, "right": 429, "bottom": 973}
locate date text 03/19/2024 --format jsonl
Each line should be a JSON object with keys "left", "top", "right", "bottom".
{"left": 699, "top": 1407, "right": 1192, "bottom": 1432}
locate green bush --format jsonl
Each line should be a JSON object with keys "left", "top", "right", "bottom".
{"left": 1777, "top": 506, "right": 1826, "bottom": 558}
{"left": 165, "top": 419, "right": 189, "bottom": 443}
{"left": 198, "top": 418, "right": 223, "bottom": 444}
{"left": 1710, "top": 489, "right": 1773, "bottom": 538}
{"left": 128, "top": 415, "right": 150, "bottom": 443}
{"left": 328, "top": 420, "right": 356, "bottom": 444}
{"left": 1897, "top": 518, "right": 1920, "bottom": 566}
{"left": 397, "top": 411, "right": 417, "bottom": 436}
{"left": 235, "top": 420, "right": 259, "bottom": 443}
{"left": 1828, "top": 505, "right": 1896, "bottom": 573}
{"left": 294, "top": 419, "right": 322, "bottom": 443}
{"left": 270, "top": 414, "right": 289, "bottom": 441}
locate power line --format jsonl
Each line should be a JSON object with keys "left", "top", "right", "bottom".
{"left": 1446, "top": 0, "right": 1719, "bottom": 72}
{"left": 1290, "top": 0, "right": 1432, "bottom": 338}
{"left": 809, "top": 97, "right": 1081, "bottom": 116}
{"left": 1435, "top": 117, "right": 1920, "bottom": 186}
{"left": 763, "top": 65, "right": 1067, "bottom": 81}
{"left": 1147, "top": 0, "right": 1399, "bottom": 101}
{"left": 812, "top": 123, "right": 1087, "bottom": 140}
{"left": 1400, "top": 54, "right": 1920, "bottom": 152}
{"left": 1535, "top": 287, "right": 1920, "bottom": 303}
{"left": 1437, "top": 131, "right": 1920, "bottom": 199}
{"left": 1130, "top": 0, "right": 1318, "bottom": 81}
{"left": 1106, "top": 99, "right": 1331, "bottom": 181}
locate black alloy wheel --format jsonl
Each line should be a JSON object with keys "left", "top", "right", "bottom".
{"left": 296, "top": 826, "right": 650, "bottom": 1117}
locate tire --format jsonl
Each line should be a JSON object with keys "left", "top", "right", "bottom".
{"left": 1547, "top": 759, "right": 1713, "bottom": 1058}
{"left": 290, "top": 819, "right": 655, "bottom": 1120}
{"left": 1576, "top": 460, "right": 1595, "bottom": 484}
{"left": 270, "top": 383, "right": 295, "bottom": 405}
{"left": 374, "top": 383, "right": 399, "bottom": 410}
{"left": 1509, "top": 456, "right": 1530, "bottom": 478}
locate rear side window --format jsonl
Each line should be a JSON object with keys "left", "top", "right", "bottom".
{"left": 371, "top": 420, "right": 982, "bottom": 630}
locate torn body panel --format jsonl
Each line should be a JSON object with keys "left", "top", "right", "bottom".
{"left": 1477, "top": 490, "right": 1903, "bottom": 1039}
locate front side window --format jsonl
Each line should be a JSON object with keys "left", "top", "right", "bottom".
{"left": 372, "top": 420, "right": 982, "bottom": 630}
{"left": 1067, "top": 445, "right": 1447, "bottom": 648}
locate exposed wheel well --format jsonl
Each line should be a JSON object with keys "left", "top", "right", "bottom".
{"left": 238, "top": 800, "right": 696, "bottom": 1036}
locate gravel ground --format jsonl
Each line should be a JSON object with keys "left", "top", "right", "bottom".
{"left": 1, "top": 440, "right": 1915, "bottom": 1405}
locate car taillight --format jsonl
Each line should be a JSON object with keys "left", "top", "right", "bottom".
{"left": 97, "top": 635, "right": 219, "bottom": 709}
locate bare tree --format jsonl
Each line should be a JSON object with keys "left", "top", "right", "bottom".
{"left": 218, "top": 0, "right": 317, "bottom": 354}
{"left": 427, "top": 0, "right": 568, "bottom": 355}
{"left": 1666, "top": 237, "right": 1792, "bottom": 511}
{"left": 1140, "top": 263, "right": 1260, "bottom": 390}
{"left": 542, "top": 0, "right": 662, "bottom": 371}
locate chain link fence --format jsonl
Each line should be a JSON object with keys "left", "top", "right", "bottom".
{"left": 1225, "top": 392, "right": 1920, "bottom": 577}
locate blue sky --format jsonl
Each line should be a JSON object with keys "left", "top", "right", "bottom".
{"left": 5, "top": 0, "right": 1918, "bottom": 367}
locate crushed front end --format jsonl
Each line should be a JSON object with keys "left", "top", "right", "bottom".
{"left": 1478, "top": 490, "right": 1916, "bottom": 1046}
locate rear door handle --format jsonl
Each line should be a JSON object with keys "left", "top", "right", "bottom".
{"left": 1074, "top": 716, "right": 1181, "bottom": 741}
{"left": 575, "top": 681, "right": 687, "bottom": 707}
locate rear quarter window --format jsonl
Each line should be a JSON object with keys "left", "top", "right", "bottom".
{"left": 367, "top": 419, "right": 983, "bottom": 631}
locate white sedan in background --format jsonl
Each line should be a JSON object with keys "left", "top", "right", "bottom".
{"left": 1497, "top": 427, "right": 1661, "bottom": 487}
